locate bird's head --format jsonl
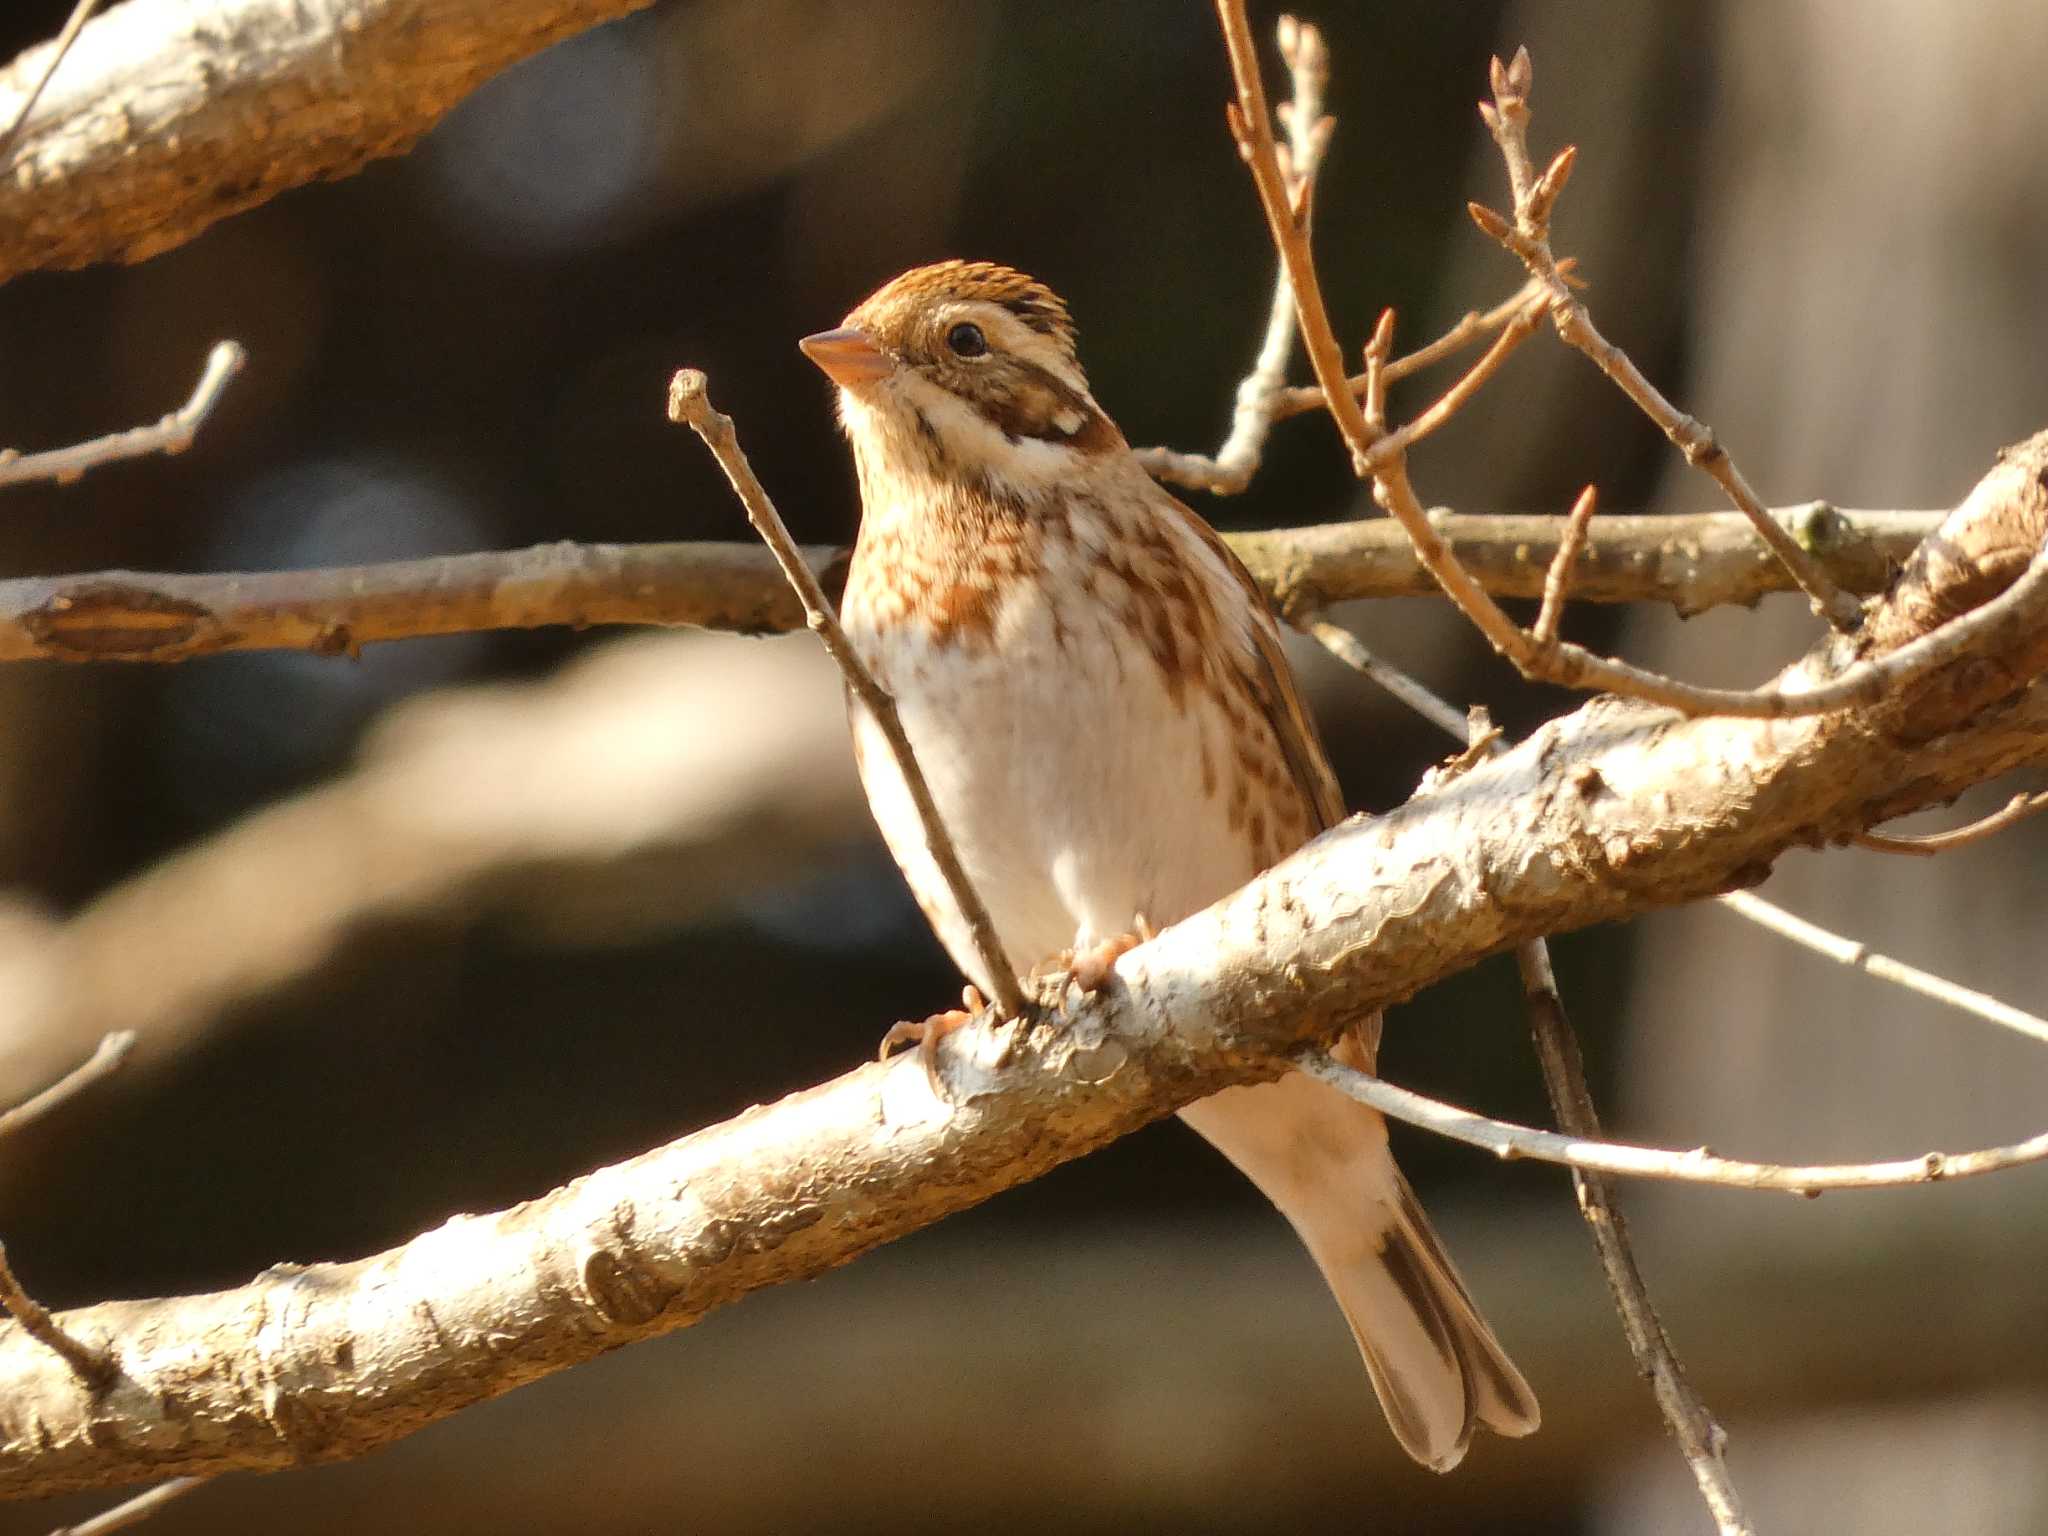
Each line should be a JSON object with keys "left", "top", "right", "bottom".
{"left": 801, "top": 261, "right": 1123, "bottom": 497}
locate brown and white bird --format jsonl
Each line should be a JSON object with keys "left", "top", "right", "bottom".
{"left": 801, "top": 260, "right": 1539, "bottom": 1471}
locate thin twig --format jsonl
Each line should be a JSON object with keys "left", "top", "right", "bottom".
{"left": 0, "top": 0, "right": 100, "bottom": 161}
{"left": 1717, "top": 888, "right": 2048, "bottom": 1049}
{"left": 46, "top": 1476, "right": 205, "bottom": 1536}
{"left": 666, "top": 369, "right": 1025, "bottom": 1019}
{"left": 0, "top": 342, "right": 245, "bottom": 489}
{"left": 1299, "top": 1051, "right": 2048, "bottom": 1193}
{"left": 1854, "top": 789, "right": 2048, "bottom": 855}
{"left": 0, "top": 1031, "right": 133, "bottom": 1141}
{"left": 0, "top": 1243, "right": 116, "bottom": 1391}
{"left": 1306, "top": 611, "right": 1751, "bottom": 1529}
{"left": 1472, "top": 50, "right": 1859, "bottom": 632}
{"left": 1516, "top": 943, "right": 1751, "bottom": 1536}
{"left": 1131, "top": 15, "right": 1330, "bottom": 496}
{"left": 1535, "top": 485, "right": 1599, "bottom": 645}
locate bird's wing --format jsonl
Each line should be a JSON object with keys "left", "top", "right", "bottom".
{"left": 1161, "top": 494, "right": 1346, "bottom": 834}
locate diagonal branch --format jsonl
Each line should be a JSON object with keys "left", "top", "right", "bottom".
{"left": 3, "top": 425, "right": 2045, "bottom": 1500}
{"left": 667, "top": 369, "right": 1025, "bottom": 1019}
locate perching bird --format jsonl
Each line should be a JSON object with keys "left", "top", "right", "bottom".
{"left": 802, "top": 260, "right": 1539, "bottom": 1470}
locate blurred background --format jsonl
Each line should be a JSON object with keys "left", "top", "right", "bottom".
{"left": 1, "top": 0, "right": 2046, "bottom": 1531}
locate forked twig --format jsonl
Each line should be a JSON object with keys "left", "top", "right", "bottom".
{"left": 1471, "top": 50, "right": 1860, "bottom": 632}
{"left": 0, "top": 342, "right": 246, "bottom": 489}
{"left": 667, "top": 369, "right": 1026, "bottom": 1020}
{"left": 1215, "top": 2, "right": 2046, "bottom": 723}
{"left": 1133, "top": 15, "right": 1332, "bottom": 496}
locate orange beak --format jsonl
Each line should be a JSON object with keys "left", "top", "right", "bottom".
{"left": 799, "top": 326, "right": 895, "bottom": 389}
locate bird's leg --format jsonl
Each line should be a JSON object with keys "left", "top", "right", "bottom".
{"left": 878, "top": 984, "right": 987, "bottom": 1096}
{"left": 1040, "top": 914, "right": 1159, "bottom": 998}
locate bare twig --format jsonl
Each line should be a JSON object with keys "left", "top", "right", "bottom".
{"left": 1716, "top": 888, "right": 2048, "bottom": 1049}
{"left": 1534, "top": 485, "right": 1599, "bottom": 645}
{"left": 1854, "top": 788, "right": 2048, "bottom": 855}
{"left": 0, "top": 342, "right": 244, "bottom": 489}
{"left": 667, "top": 368, "right": 1025, "bottom": 1020}
{"left": 1131, "top": 15, "right": 1331, "bottom": 496}
{"left": 0, "top": 1243, "right": 116, "bottom": 1391}
{"left": 0, "top": 1031, "right": 133, "bottom": 1140}
{"left": 1305, "top": 614, "right": 1751, "bottom": 1532}
{"left": 1300, "top": 1050, "right": 2048, "bottom": 1192}
{"left": 1515, "top": 942, "right": 1751, "bottom": 1536}
{"left": 47, "top": 1476, "right": 205, "bottom": 1536}
{"left": 1472, "top": 49, "right": 1860, "bottom": 632}
{"left": 1264, "top": 273, "right": 1558, "bottom": 423}
{"left": 0, "top": 0, "right": 98, "bottom": 161}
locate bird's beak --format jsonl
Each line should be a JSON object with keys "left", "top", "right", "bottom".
{"left": 799, "top": 326, "right": 894, "bottom": 390}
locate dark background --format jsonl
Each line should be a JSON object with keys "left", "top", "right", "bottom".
{"left": 5, "top": 2, "right": 2043, "bottom": 1533}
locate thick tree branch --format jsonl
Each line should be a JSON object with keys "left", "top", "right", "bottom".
{"left": 3, "top": 430, "right": 2043, "bottom": 1500}
{"left": 0, "top": 508, "right": 1939, "bottom": 666}
{"left": 0, "top": 0, "right": 656, "bottom": 285}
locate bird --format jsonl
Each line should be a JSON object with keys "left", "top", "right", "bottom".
{"left": 800, "top": 259, "right": 1539, "bottom": 1471}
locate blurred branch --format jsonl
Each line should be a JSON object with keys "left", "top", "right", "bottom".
{"left": 44, "top": 1477, "right": 203, "bottom": 1536}
{"left": 0, "top": 343, "right": 244, "bottom": 490}
{"left": 0, "top": 632, "right": 864, "bottom": 1107}
{"left": 0, "top": 509, "right": 1940, "bottom": 665}
{"left": 1131, "top": 14, "right": 1332, "bottom": 497}
{"left": 4, "top": 427, "right": 2046, "bottom": 1499}
{"left": 0, "top": 0, "right": 658, "bottom": 285}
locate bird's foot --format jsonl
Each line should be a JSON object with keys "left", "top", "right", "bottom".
{"left": 1039, "top": 915, "right": 1158, "bottom": 999}
{"left": 878, "top": 984, "right": 986, "bottom": 1097}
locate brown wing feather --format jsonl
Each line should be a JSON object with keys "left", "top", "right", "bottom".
{"left": 1162, "top": 495, "right": 1346, "bottom": 835}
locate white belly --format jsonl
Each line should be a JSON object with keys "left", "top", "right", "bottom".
{"left": 847, "top": 562, "right": 1262, "bottom": 993}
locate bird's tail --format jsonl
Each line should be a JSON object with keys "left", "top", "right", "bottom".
{"left": 1177, "top": 1069, "right": 1540, "bottom": 1471}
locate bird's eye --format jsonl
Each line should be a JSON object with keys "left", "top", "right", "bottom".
{"left": 946, "top": 323, "right": 988, "bottom": 358}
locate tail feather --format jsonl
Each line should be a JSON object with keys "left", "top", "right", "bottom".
{"left": 1177, "top": 1070, "right": 1539, "bottom": 1471}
